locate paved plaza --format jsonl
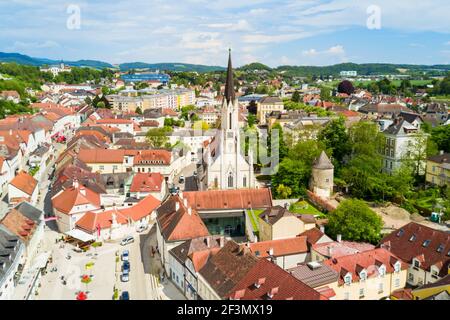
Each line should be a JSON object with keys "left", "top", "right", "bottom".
{"left": 36, "top": 226, "right": 185, "bottom": 300}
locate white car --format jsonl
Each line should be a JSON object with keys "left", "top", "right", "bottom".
{"left": 121, "top": 250, "right": 129, "bottom": 261}
{"left": 121, "top": 273, "right": 129, "bottom": 282}
{"left": 120, "top": 236, "right": 134, "bottom": 246}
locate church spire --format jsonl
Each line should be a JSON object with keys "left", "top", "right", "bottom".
{"left": 224, "top": 49, "right": 235, "bottom": 104}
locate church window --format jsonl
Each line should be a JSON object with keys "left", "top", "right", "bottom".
{"left": 228, "top": 174, "right": 233, "bottom": 188}
{"left": 229, "top": 112, "right": 232, "bottom": 130}
{"left": 214, "top": 177, "right": 218, "bottom": 188}
{"left": 243, "top": 176, "right": 247, "bottom": 187}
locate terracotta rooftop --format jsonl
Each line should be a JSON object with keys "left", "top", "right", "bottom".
{"left": 9, "top": 171, "right": 38, "bottom": 196}
{"left": 156, "top": 195, "right": 209, "bottom": 242}
{"left": 133, "top": 150, "right": 171, "bottom": 165}
{"left": 380, "top": 222, "right": 450, "bottom": 277}
{"left": 76, "top": 194, "right": 160, "bottom": 232}
{"left": 51, "top": 184, "right": 101, "bottom": 214}
{"left": 0, "top": 208, "right": 37, "bottom": 244}
{"left": 248, "top": 236, "right": 308, "bottom": 258}
{"left": 183, "top": 188, "right": 273, "bottom": 211}
{"left": 323, "top": 248, "right": 407, "bottom": 285}
{"left": 169, "top": 236, "right": 226, "bottom": 272}
{"left": 313, "top": 240, "right": 375, "bottom": 259}
{"left": 227, "top": 258, "right": 327, "bottom": 300}
{"left": 129, "top": 172, "right": 164, "bottom": 193}
{"left": 77, "top": 148, "right": 128, "bottom": 164}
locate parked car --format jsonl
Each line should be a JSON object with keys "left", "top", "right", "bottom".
{"left": 121, "top": 250, "right": 129, "bottom": 261}
{"left": 120, "top": 236, "right": 134, "bottom": 246}
{"left": 121, "top": 291, "right": 130, "bottom": 300}
{"left": 137, "top": 225, "right": 147, "bottom": 233}
{"left": 122, "top": 261, "right": 130, "bottom": 273}
{"left": 120, "top": 272, "right": 129, "bottom": 282}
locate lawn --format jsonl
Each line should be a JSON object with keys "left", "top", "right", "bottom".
{"left": 246, "top": 209, "right": 264, "bottom": 233}
{"left": 289, "top": 200, "right": 324, "bottom": 217}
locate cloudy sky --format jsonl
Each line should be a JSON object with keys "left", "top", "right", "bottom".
{"left": 1, "top": 0, "right": 450, "bottom": 67}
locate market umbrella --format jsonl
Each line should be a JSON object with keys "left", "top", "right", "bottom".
{"left": 76, "top": 291, "right": 88, "bottom": 300}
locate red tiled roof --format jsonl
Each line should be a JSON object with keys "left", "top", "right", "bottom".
{"left": 0, "top": 208, "right": 37, "bottom": 243}
{"left": 156, "top": 195, "right": 209, "bottom": 242}
{"left": 248, "top": 237, "right": 308, "bottom": 258}
{"left": 323, "top": 248, "right": 407, "bottom": 285}
{"left": 51, "top": 185, "right": 101, "bottom": 214}
{"left": 96, "top": 119, "right": 133, "bottom": 125}
{"left": 313, "top": 241, "right": 375, "bottom": 259}
{"left": 77, "top": 148, "right": 128, "bottom": 164}
{"left": 183, "top": 189, "right": 273, "bottom": 210}
{"left": 133, "top": 150, "right": 171, "bottom": 165}
{"left": 380, "top": 222, "right": 450, "bottom": 277}
{"left": 129, "top": 172, "right": 164, "bottom": 193}
{"left": 299, "top": 228, "right": 327, "bottom": 246}
{"left": 76, "top": 194, "right": 160, "bottom": 231}
{"left": 9, "top": 171, "right": 38, "bottom": 196}
{"left": 227, "top": 259, "right": 327, "bottom": 300}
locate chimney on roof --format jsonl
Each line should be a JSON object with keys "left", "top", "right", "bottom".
{"left": 320, "top": 226, "right": 325, "bottom": 233}
{"left": 9, "top": 129, "right": 12, "bottom": 135}
{"left": 267, "top": 287, "right": 279, "bottom": 299}
{"left": 219, "top": 236, "right": 225, "bottom": 248}
{"left": 254, "top": 277, "right": 266, "bottom": 289}
{"left": 327, "top": 245, "right": 333, "bottom": 257}
{"left": 268, "top": 248, "right": 274, "bottom": 256}
{"left": 73, "top": 179, "right": 79, "bottom": 189}
{"left": 80, "top": 186, "right": 86, "bottom": 196}
{"left": 183, "top": 198, "right": 188, "bottom": 208}
{"left": 337, "top": 234, "right": 342, "bottom": 243}
{"left": 175, "top": 201, "right": 180, "bottom": 212}
{"left": 187, "top": 207, "right": 192, "bottom": 216}
{"left": 205, "top": 237, "right": 210, "bottom": 248}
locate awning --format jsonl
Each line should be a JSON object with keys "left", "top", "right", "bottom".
{"left": 65, "top": 229, "right": 96, "bottom": 243}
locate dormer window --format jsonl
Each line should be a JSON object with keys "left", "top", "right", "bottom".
{"left": 378, "top": 265, "right": 386, "bottom": 277}
{"left": 437, "top": 244, "right": 444, "bottom": 253}
{"left": 359, "top": 270, "right": 367, "bottom": 281}
{"left": 422, "top": 240, "right": 431, "bottom": 247}
{"left": 409, "top": 234, "right": 416, "bottom": 242}
{"left": 396, "top": 229, "right": 404, "bottom": 237}
{"left": 394, "top": 261, "right": 401, "bottom": 273}
{"left": 413, "top": 259, "right": 420, "bottom": 269}
{"left": 344, "top": 274, "right": 352, "bottom": 285}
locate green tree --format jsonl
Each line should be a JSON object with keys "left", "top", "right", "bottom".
{"left": 135, "top": 107, "right": 143, "bottom": 115}
{"left": 276, "top": 184, "right": 292, "bottom": 199}
{"left": 271, "top": 159, "right": 309, "bottom": 199}
{"left": 326, "top": 199, "right": 383, "bottom": 244}
{"left": 292, "top": 90, "right": 301, "bottom": 103}
{"left": 318, "top": 117, "right": 350, "bottom": 165}
{"left": 430, "top": 125, "right": 450, "bottom": 153}
{"left": 146, "top": 126, "right": 173, "bottom": 148}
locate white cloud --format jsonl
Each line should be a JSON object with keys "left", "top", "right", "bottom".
{"left": 241, "top": 32, "right": 313, "bottom": 44}
{"left": 203, "top": 19, "right": 251, "bottom": 31}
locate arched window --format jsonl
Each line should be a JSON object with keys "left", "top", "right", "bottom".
{"left": 229, "top": 112, "right": 232, "bottom": 130}
{"left": 243, "top": 176, "right": 247, "bottom": 187}
{"left": 228, "top": 174, "right": 233, "bottom": 188}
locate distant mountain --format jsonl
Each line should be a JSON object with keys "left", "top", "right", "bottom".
{"left": 275, "top": 63, "right": 450, "bottom": 77}
{"left": 119, "top": 62, "right": 225, "bottom": 73}
{"left": 238, "top": 62, "right": 272, "bottom": 72}
{"left": 0, "top": 52, "right": 114, "bottom": 69}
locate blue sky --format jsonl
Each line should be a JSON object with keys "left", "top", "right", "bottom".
{"left": 1, "top": 0, "right": 450, "bottom": 67}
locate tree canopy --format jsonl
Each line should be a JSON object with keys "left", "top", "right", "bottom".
{"left": 326, "top": 199, "right": 383, "bottom": 244}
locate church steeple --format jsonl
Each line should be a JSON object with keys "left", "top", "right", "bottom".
{"left": 224, "top": 49, "right": 235, "bottom": 104}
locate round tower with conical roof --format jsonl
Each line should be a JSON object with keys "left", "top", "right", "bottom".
{"left": 309, "top": 151, "right": 334, "bottom": 198}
